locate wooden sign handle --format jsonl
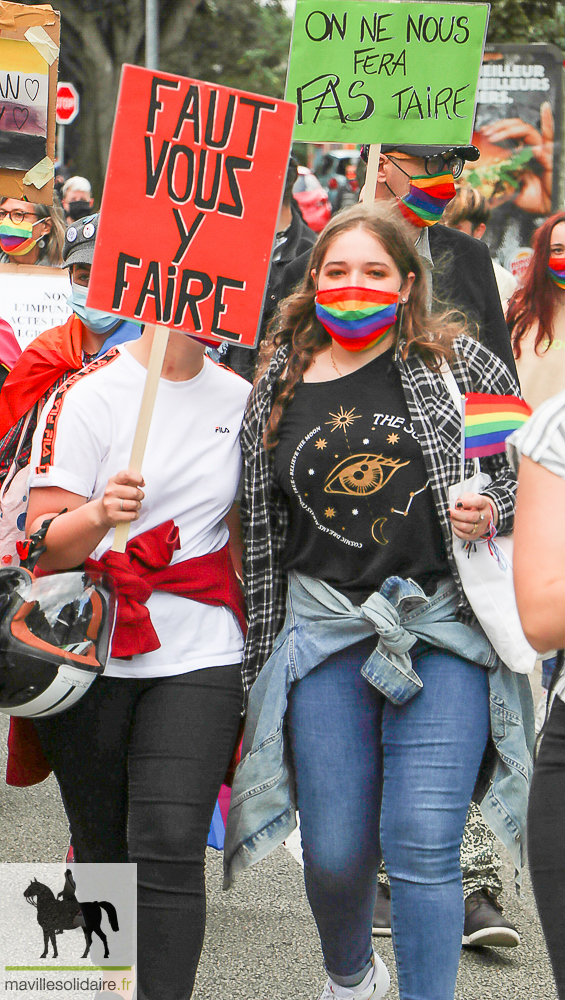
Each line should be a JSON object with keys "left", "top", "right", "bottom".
{"left": 361, "top": 143, "right": 381, "bottom": 206}
{"left": 112, "top": 323, "right": 170, "bottom": 553}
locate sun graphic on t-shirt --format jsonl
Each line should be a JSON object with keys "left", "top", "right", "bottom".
{"left": 315, "top": 438, "right": 328, "bottom": 450}
{"left": 324, "top": 507, "right": 336, "bottom": 519}
{"left": 326, "top": 406, "right": 362, "bottom": 434}
{"left": 387, "top": 432, "right": 400, "bottom": 445}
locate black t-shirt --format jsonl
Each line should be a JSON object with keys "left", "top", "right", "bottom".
{"left": 274, "top": 349, "right": 448, "bottom": 601}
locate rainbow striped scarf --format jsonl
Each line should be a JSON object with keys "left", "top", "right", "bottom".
{"left": 315, "top": 286, "right": 398, "bottom": 352}
{"left": 464, "top": 393, "right": 532, "bottom": 458}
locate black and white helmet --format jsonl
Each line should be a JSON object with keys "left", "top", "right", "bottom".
{"left": 0, "top": 566, "right": 115, "bottom": 717}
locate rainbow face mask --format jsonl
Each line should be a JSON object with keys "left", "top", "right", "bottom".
{"left": 315, "top": 286, "right": 399, "bottom": 352}
{"left": 548, "top": 256, "right": 565, "bottom": 289}
{"left": 396, "top": 172, "right": 456, "bottom": 228}
{"left": 0, "top": 217, "right": 37, "bottom": 257}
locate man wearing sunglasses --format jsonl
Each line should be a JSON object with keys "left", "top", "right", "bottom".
{"left": 282, "top": 142, "right": 517, "bottom": 378}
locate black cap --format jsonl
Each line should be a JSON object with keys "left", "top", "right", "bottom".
{"left": 62, "top": 214, "right": 98, "bottom": 268}
{"left": 360, "top": 144, "right": 480, "bottom": 163}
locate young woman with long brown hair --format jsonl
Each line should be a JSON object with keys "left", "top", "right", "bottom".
{"left": 224, "top": 203, "right": 533, "bottom": 1000}
{"left": 506, "top": 210, "right": 565, "bottom": 410}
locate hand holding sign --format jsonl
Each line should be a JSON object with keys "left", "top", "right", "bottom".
{"left": 87, "top": 65, "right": 295, "bottom": 548}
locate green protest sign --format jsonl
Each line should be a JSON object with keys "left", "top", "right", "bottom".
{"left": 286, "top": 1, "right": 490, "bottom": 145}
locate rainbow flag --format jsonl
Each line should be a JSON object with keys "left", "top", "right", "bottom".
{"left": 464, "top": 393, "right": 532, "bottom": 458}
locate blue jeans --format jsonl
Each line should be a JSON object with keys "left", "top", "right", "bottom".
{"left": 286, "top": 637, "right": 490, "bottom": 1000}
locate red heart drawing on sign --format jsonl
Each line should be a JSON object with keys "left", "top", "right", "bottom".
{"left": 13, "top": 106, "right": 29, "bottom": 130}
{"left": 25, "top": 79, "right": 40, "bottom": 101}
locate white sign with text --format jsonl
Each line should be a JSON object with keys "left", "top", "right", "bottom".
{"left": 0, "top": 264, "right": 72, "bottom": 349}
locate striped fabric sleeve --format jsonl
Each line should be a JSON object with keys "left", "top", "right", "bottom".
{"left": 507, "top": 389, "right": 565, "bottom": 481}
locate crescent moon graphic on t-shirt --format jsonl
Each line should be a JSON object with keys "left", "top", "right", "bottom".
{"left": 371, "top": 517, "right": 388, "bottom": 545}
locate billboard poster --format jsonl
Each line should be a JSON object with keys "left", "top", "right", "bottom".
{"left": 463, "top": 43, "right": 563, "bottom": 279}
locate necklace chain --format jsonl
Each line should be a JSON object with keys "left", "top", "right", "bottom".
{"left": 330, "top": 346, "right": 344, "bottom": 377}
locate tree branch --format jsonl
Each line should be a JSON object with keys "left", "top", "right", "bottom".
{"left": 54, "top": 0, "right": 89, "bottom": 38}
{"left": 59, "top": 47, "right": 88, "bottom": 85}
{"left": 160, "top": 0, "right": 204, "bottom": 57}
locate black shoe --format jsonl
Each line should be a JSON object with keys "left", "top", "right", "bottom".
{"left": 462, "top": 889, "right": 521, "bottom": 948}
{"left": 372, "top": 883, "right": 392, "bottom": 937}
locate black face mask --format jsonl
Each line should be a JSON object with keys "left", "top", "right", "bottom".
{"left": 66, "top": 200, "right": 92, "bottom": 222}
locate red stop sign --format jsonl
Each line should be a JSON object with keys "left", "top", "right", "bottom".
{"left": 56, "top": 82, "right": 80, "bottom": 125}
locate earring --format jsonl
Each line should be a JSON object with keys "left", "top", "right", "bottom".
{"left": 397, "top": 302, "right": 405, "bottom": 332}
{"left": 38, "top": 238, "right": 46, "bottom": 248}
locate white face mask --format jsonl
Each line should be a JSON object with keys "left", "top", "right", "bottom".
{"left": 67, "top": 283, "right": 120, "bottom": 335}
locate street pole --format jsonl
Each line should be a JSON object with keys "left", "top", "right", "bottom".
{"left": 145, "top": 0, "right": 159, "bottom": 70}
{"left": 57, "top": 122, "right": 65, "bottom": 168}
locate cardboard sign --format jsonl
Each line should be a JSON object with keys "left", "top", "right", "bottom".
{"left": 0, "top": 3, "right": 60, "bottom": 204}
{"left": 87, "top": 65, "right": 296, "bottom": 348}
{"left": 286, "top": 0, "right": 489, "bottom": 145}
{"left": 0, "top": 263, "right": 71, "bottom": 348}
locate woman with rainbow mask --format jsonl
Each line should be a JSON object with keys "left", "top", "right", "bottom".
{"left": 224, "top": 203, "right": 532, "bottom": 1000}
{"left": 0, "top": 196, "right": 65, "bottom": 268}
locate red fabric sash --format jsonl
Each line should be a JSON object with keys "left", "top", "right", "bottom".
{"left": 6, "top": 521, "right": 247, "bottom": 786}
{"left": 0, "top": 314, "right": 84, "bottom": 440}
{"left": 85, "top": 519, "right": 246, "bottom": 657}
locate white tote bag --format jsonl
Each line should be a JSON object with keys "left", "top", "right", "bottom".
{"left": 442, "top": 367, "right": 537, "bottom": 674}
{"left": 0, "top": 410, "right": 34, "bottom": 568}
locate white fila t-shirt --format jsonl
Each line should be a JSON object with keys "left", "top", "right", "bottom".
{"left": 29, "top": 345, "right": 251, "bottom": 679}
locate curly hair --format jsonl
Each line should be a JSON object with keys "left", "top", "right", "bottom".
{"left": 506, "top": 210, "right": 565, "bottom": 359}
{"left": 260, "top": 202, "right": 466, "bottom": 450}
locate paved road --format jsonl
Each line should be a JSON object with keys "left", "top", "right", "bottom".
{"left": 0, "top": 671, "right": 558, "bottom": 1000}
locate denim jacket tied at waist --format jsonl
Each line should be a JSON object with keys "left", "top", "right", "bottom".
{"left": 224, "top": 571, "right": 534, "bottom": 891}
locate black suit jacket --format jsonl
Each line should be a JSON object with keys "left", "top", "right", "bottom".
{"left": 281, "top": 223, "right": 517, "bottom": 379}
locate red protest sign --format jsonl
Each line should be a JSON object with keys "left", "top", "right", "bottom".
{"left": 87, "top": 65, "right": 296, "bottom": 348}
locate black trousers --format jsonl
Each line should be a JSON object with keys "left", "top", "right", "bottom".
{"left": 33, "top": 664, "right": 243, "bottom": 1000}
{"left": 528, "top": 695, "right": 565, "bottom": 999}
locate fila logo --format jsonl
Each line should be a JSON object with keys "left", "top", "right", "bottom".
{"left": 215, "top": 426, "right": 230, "bottom": 434}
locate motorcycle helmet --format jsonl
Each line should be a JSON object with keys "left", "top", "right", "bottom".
{"left": 0, "top": 566, "right": 116, "bottom": 717}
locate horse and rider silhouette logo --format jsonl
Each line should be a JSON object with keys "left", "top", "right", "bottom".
{"left": 23, "top": 869, "right": 119, "bottom": 959}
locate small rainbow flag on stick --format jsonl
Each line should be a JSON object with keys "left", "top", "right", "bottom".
{"left": 464, "top": 393, "right": 532, "bottom": 459}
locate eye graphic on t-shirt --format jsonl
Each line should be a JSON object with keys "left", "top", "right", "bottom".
{"left": 324, "top": 453, "right": 410, "bottom": 496}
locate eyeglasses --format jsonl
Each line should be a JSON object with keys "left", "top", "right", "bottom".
{"left": 389, "top": 153, "right": 464, "bottom": 180}
{"left": 423, "top": 152, "right": 464, "bottom": 180}
{"left": 0, "top": 208, "right": 39, "bottom": 225}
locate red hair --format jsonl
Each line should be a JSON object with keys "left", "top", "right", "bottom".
{"left": 507, "top": 211, "right": 565, "bottom": 358}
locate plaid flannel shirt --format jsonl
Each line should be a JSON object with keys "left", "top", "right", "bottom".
{"left": 240, "top": 334, "right": 519, "bottom": 697}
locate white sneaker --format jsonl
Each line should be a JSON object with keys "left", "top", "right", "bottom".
{"left": 318, "top": 952, "right": 390, "bottom": 1000}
